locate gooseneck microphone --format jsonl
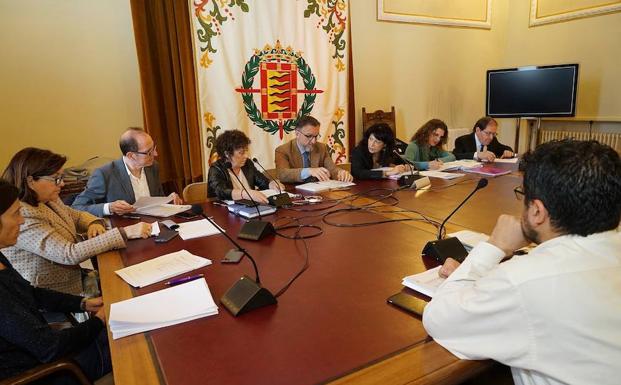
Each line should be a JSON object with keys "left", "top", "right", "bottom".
{"left": 422, "top": 178, "right": 489, "bottom": 263}
{"left": 191, "top": 205, "right": 276, "bottom": 316}
{"left": 392, "top": 149, "right": 430, "bottom": 190}
{"left": 252, "top": 157, "right": 292, "bottom": 207}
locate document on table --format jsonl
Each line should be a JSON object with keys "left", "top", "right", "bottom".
{"left": 419, "top": 170, "right": 465, "bottom": 180}
{"left": 115, "top": 249, "right": 211, "bottom": 288}
{"left": 133, "top": 194, "right": 174, "bottom": 209}
{"left": 402, "top": 266, "right": 445, "bottom": 298}
{"left": 295, "top": 180, "right": 355, "bottom": 193}
{"left": 438, "top": 160, "right": 482, "bottom": 171}
{"left": 177, "top": 219, "right": 223, "bottom": 240}
{"left": 133, "top": 193, "right": 192, "bottom": 217}
{"left": 448, "top": 230, "right": 489, "bottom": 251}
{"left": 493, "top": 157, "right": 519, "bottom": 164}
{"left": 109, "top": 278, "right": 218, "bottom": 339}
{"left": 259, "top": 189, "right": 298, "bottom": 198}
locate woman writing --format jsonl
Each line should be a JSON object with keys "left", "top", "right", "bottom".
{"left": 404, "top": 119, "right": 456, "bottom": 170}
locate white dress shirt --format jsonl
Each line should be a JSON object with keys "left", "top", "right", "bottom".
{"left": 423, "top": 230, "right": 621, "bottom": 385}
{"left": 103, "top": 159, "right": 151, "bottom": 215}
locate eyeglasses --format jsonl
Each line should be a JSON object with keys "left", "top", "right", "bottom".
{"left": 298, "top": 131, "right": 321, "bottom": 140}
{"left": 514, "top": 186, "right": 525, "bottom": 200}
{"left": 481, "top": 130, "right": 498, "bottom": 137}
{"left": 38, "top": 175, "right": 64, "bottom": 186}
{"left": 134, "top": 145, "right": 157, "bottom": 157}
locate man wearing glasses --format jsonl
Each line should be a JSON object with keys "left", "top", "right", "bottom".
{"left": 453, "top": 117, "right": 514, "bottom": 162}
{"left": 424, "top": 140, "right": 621, "bottom": 385}
{"left": 73, "top": 127, "right": 182, "bottom": 217}
{"left": 275, "top": 115, "right": 353, "bottom": 183}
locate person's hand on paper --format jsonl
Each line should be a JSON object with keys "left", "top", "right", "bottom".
{"left": 87, "top": 223, "right": 106, "bottom": 239}
{"left": 110, "top": 200, "right": 135, "bottom": 215}
{"left": 171, "top": 193, "right": 184, "bottom": 205}
{"left": 337, "top": 169, "right": 353, "bottom": 182}
{"left": 123, "top": 222, "right": 152, "bottom": 239}
{"left": 501, "top": 150, "right": 515, "bottom": 159}
{"left": 488, "top": 214, "right": 530, "bottom": 257}
{"left": 268, "top": 180, "right": 286, "bottom": 191}
{"left": 84, "top": 296, "right": 104, "bottom": 312}
{"left": 428, "top": 160, "right": 443, "bottom": 170}
{"left": 439, "top": 258, "right": 461, "bottom": 278}
{"left": 309, "top": 167, "right": 331, "bottom": 181}
{"left": 94, "top": 307, "right": 106, "bottom": 323}
{"left": 477, "top": 150, "right": 496, "bottom": 162}
{"left": 245, "top": 190, "right": 269, "bottom": 205}
{"left": 385, "top": 164, "right": 407, "bottom": 177}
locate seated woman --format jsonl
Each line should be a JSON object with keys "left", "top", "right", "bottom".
{"left": 404, "top": 119, "right": 456, "bottom": 170}
{"left": 0, "top": 180, "right": 111, "bottom": 383}
{"left": 351, "top": 123, "right": 408, "bottom": 179}
{"left": 1, "top": 147, "right": 151, "bottom": 296}
{"left": 207, "top": 130, "right": 284, "bottom": 204}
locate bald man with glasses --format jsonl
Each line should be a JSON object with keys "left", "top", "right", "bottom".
{"left": 275, "top": 115, "right": 353, "bottom": 183}
{"left": 72, "top": 127, "right": 182, "bottom": 217}
{"left": 453, "top": 117, "right": 515, "bottom": 162}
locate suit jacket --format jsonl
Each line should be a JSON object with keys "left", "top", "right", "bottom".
{"left": 453, "top": 133, "right": 513, "bottom": 160}
{"left": 207, "top": 158, "right": 271, "bottom": 200}
{"left": 350, "top": 145, "right": 404, "bottom": 180}
{"left": 274, "top": 140, "right": 340, "bottom": 183}
{"left": 72, "top": 158, "right": 165, "bottom": 217}
{"left": 1, "top": 200, "right": 126, "bottom": 295}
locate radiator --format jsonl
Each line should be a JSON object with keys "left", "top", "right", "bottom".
{"left": 539, "top": 130, "right": 621, "bottom": 151}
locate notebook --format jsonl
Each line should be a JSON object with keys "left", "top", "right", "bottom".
{"left": 227, "top": 203, "right": 276, "bottom": 219}
{"left": 401, "top": 266, "right": 445, "bottom": 298}
{"left": 295, "top": 180, "right": 355, "bottom": 193}
{"left": 109, "top": 278, "right": 218, "bottom": 339}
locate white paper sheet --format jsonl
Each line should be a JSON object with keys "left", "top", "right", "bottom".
{"left": 419, "top": 171, "right": 465, "bottom": 180}
{"left": 177, "top": 219, "right": 223, "bottom": 240}
{"left": 402, "top": 266, "right": 445, "bottom": 298}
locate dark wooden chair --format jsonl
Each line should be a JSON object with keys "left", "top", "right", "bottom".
{"left": 0, "top": 358, "right": 92, "bottom": 385}
{"left": 361, "top": 106, "right": 397, "bottom": 136}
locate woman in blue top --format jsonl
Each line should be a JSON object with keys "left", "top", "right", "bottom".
{"left": 404, "top": 119, "right": 455, "bottom": 170}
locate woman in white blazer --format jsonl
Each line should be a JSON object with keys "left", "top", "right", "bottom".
{"left": 1, "top": 148, "right": 151, "bottom": 295}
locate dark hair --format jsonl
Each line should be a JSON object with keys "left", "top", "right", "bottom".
{"left": 119, "top": 127, "right": 145, "bottom": 155}
{"left": 520, "top": 140, "right": 621, "bottom": 236}
{"left": 295, "top": 115, "right": 320, "bottom": 130}
{"left": 214, "top": 130, "right": 251, "bottom": 159}
{"left": 2, "top": 148, "right": 67, "bottom": 206}
{"left": 356, "top": 123, "right": 397, "bottom": 165}
{"left": 473, "top": 117, "right": 498, "bottom": 133}
{"left": 0, "top": 179, "right": 19, "bottom": 217}
{"left": 411, "top": 119, "right": 448, "bottom": 148}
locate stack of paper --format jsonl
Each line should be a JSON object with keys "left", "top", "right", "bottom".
{"left": 109, "top": 278, "right": 218, "bottom": 339}
{"left": 227, "top": 204, "right": 276, "bottom": 219}
{"left": 115, "top": 249, "right": 211, "bottom": 287}
{"left": 177, "top": 219, "right": 223, "bottom": 240}
{"left": 419, "top": 170, "right": 465, "bottom": 180}
{"left": 402, "top": 266, "right": 445, "bottom": 298}
{"left": 295, "top": 180, "right": 355, "bottom": 193}
{"left": 134, "top": 194, "right": 192, "bottom": 217}
{"left": 438, "top": 160, "right": 482, "bottom": 171}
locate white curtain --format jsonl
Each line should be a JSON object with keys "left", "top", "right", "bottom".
{"left": 189, "top": 0, "right": 350, "bottom": 171}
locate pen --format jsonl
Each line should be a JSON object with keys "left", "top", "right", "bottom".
{"left": 122, "top": 215, "right": 141, "bottom": 219}
{"left": 165, "top": 274, "right": 204, "bottom": 286}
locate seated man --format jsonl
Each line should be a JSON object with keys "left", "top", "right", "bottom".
{"left": 72, "top": 127, "right": 181, "bottom": 217}
{"left": 423, "top": 140, "right": 621, "bottom": 385}
{"left": 453, "top": 117, "right": 514, "bottom": 161}
{"left": 275, "top": 115, "right": 353, "bottom": 183}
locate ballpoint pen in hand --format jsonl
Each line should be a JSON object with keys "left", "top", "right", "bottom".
{"left": 165, "top": 274, "right": 204, "bottom": 286}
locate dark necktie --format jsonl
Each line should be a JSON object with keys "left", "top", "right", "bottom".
{"left": 303, "top": 151, "right": 310, "bottom": 168}
{"left": 480, "top": 144, "right": 484, "bottom": 152}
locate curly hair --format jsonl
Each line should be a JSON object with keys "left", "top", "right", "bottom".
{"left": 356, "top": 123, "right": 396, "bottom": 165}
{"left": 410, "top": 119, "right": 448, "bottom": 148}
{"left": 2, "top": 147, "right": 67, "bottom": 206}
{"left": 214, "top": 130, "right": 251, "bottom": 159}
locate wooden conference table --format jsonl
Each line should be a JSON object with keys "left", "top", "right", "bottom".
{"left": 99, "top": 163, "right": 522, "bottom": 385}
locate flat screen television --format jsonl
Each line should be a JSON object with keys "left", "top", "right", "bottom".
{"left": 486, "top": 64, "right": 578, "bottom": 117}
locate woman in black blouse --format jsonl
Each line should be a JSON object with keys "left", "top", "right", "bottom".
{"left": 351, "top": 123, "right": 408, "bottom": 179}
{"left": 207, "top": 130, "right": 284, "bottom": 203}
{"left": 0, "top": 180, "right": 111, "bottom": 383}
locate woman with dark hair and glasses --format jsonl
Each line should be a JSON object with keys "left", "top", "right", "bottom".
{"left": 1, "top": 147, "right": 151, "bottom": 296}
{"left": 351, "top": 123, "right": 408, "bottom": 179}
{"left": 207, "top": 130, "right": 284, "bottom": 203}
{"left": 0, "top": 179, "right": 112, "bottom": 383}
{"left": 404, "top": 119, "right": 456, "bottom": 170}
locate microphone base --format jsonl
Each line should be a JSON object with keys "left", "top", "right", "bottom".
{"left": 268, "top": 193, "right": 292, "bottom": 207}
{"left": 422, "top": 237, "right": 469, "bottom": 263}
{"left": 398, "top": 175, "right": 431, "bottom": 190}
{"left": 220, "top": 275, "right": 277, "bottom": 316}
{"left": 238, "top": 220, "right": 275, "bottom": 241}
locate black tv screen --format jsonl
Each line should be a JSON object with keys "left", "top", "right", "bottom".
{"left": 486, "top": 64, "right": 578, "bottom": 117}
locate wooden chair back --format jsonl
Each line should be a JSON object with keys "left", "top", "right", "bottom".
{"left": 361, "top": 106, "right": 396, "bottom": 136}
{"left": 182, "top": 182, "right": 208, "bottom": 204}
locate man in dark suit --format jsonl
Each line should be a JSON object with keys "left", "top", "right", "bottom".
{"left": 72, "top": 128, "right": 182, "bottom": 217}
{"left": 453, "top": 117, "right": 515, "bottom": 162}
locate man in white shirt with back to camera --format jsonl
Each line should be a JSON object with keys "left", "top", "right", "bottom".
{"left": 423, "top": 139, "right": 621, "bottom": 385}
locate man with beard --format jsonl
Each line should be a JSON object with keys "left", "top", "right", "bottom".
{"left": 422, "top": 140, "right": 621, "bottom": 385}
